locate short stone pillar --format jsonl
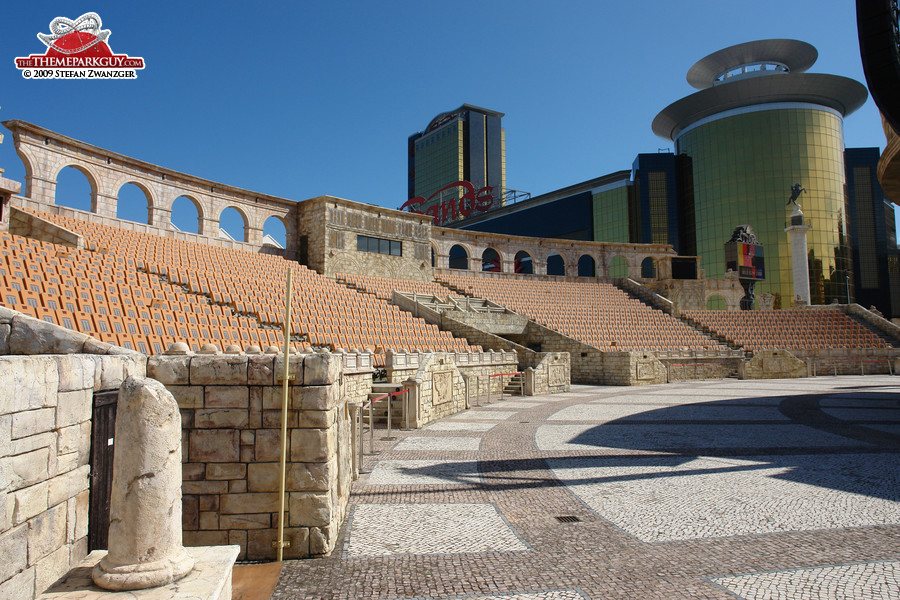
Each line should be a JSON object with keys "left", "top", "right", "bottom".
{"left": 523, "top": 367, "right": 536, "bottom": 396}
{"left": 93, "top": 376, "right": 194, "bottom": 590}
{"left": 401, "top": 377, "right": 421, "bottom": 429}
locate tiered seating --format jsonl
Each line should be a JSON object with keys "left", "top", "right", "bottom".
{"left": 336, "top": 273, "right": 454, "bottom": 301}
{"left": 682, "top": 309, "right": 892, "bottom": 352}
{"left": 1, "top": 212, "right": 478, "bottom": 364}
{"left": 436, "top": 273, "right": 729, "bottom": 352}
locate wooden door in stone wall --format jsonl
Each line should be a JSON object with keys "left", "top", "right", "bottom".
{"left": 88, "top": 390, "right": 118, "bottom": 551}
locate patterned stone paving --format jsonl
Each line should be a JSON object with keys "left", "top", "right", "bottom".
{"left": 275, "top": 376, "right": 900, "bottom": 600}
{"left": 425, "top": 422, "right": 498, "bottom": 432}
{"left": 711, "top": 561, "right": 900, "bottom": 599}
{"left": 345, "top": 503, "right": 530, "bottom": 557}
{"left": 393, "top": 436, "right": 483, "bottom": 452}
{"left": 546, "top": 453, "right": 900, "bottom": 542}
{"left": 448, "top": 410, "right": 519, "bottom": 421}
{"left": 366, "top": 459, "right": 482, "bottom": 486}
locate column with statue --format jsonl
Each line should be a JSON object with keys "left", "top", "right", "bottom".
{"left": 784, "top": 183, "right": 812, "bottom": 306}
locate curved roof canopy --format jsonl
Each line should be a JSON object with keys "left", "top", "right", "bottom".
{"left": 652, "top": 73, "right": 868, "bottom": 141}
{"left": 686, "top": 39, "right": 818, "bottom": 89}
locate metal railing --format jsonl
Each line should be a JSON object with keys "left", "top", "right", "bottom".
{"left": 472, "top": 371, "right": 523, "bottom": 406}
{"left": 807, "top": 357, "right": 895, "bottom": 377}
{"left": 350, "top": 389, "right": 413, "bottom": 478}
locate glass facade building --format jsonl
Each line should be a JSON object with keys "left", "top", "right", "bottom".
{"left": 653, "top": 39, "right": 867, "bottom": 307}
{"left": 845, "top": 147, "right": 900, "bottom": 318}
{"left": 677, "top": 106, "right": 852, "bottom": 306}
{"left": 407, "top": 104, "right": 505, "bottom": 225}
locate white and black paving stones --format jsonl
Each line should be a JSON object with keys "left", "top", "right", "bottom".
{"left": 345, "top": 503, "right": 530, "bottom": 557}
{"left": 711, "top": 561, "right": 900, "bottom": 600}
{"left": 393, "top": 437, "right": 483, "bottom": 452}
{"left": 275, "top": 376, "right": 900, "bottom": 600}
{"left": 425, "top": 422, "right": 498, "bottom": 432}
{"left": 366, "top": 459, "right": 482, "bottom": 486}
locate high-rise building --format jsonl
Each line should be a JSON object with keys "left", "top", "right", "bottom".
{"left": 845, "top": 147, "right": 900, "bottom": 317}
{"left": 652, "top": 39, "right": 868, "bottom": 307}
{"left": 407, "top": 104, "right": 505, "bottom": 226}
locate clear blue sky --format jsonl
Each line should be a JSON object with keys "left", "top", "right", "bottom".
{"left": 0, "top": 1, "right": 888, "bottom": 242}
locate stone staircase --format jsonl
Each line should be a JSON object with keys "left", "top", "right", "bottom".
{"left": 503, "top": 372, "right": 525, "bottom": 396}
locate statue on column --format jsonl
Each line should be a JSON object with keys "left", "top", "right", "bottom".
{"left": 786, "top": 183, "right": 806, "bottom": 207}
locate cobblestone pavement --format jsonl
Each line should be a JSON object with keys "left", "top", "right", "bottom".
{"left": 274, "top": 376, "right": 900, "bottom": 599}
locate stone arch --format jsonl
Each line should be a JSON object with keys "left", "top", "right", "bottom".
{"left": 577, "top": 254, "right": 596, "bottom": 277}
{"left": 13, "top": 147, "right": 35, "bottom": 198}
{"left": 706, "top": 294, "right": 727, "bottom": 310}
{"left": 53, "top": 164, "right": 100, "bottom": 213}
{"left": 514, "top": 250, "right": 533, "bottom": 274}
{"left": 481, "top": 247, "right": 502, "bottom": 272}
{"left": 262, "top": 214, "right": 287, "bottom": 248}
{"left": 608, "top": 255, "right": 628, "bottom": 278}
{"left": 170, "top": 195, "right": 203, "bottom": 234}
{"left": 115, "top": 181, "right": 154, "bottom": 224}
{"left": 641, "top": 257, "right": 656, "bottom": 279}
{"left": 219, "top": 205, "right": 249, "bottom": 242}
{"left": 547, "top": 253, "right": 565, "bottom": 276}
{"left": 448, "top": 244, "right": 469, "bottom": 270}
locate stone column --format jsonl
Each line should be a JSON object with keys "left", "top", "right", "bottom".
{"left": 200, "top": 217, "right": 219, "bottom": 238}
{"left": 93, "top": 376, "right": 194, "bottom": 590}
{"left": 95, "top": 191, "right": 118, "bottom": 218}
{"left": 784, "top": 205, "right": 811, "bottom": 306}
{"left": 148, "top": 205, "right": 173, "bottom": 229}
{"left": 246, "top": 225, "right": 263, "bottom": 246}
{"left": 28, "top": 174, "right": 56, "bottom": 204}
{"left": 0, "top": 173, "right": 21, "bottom": 232}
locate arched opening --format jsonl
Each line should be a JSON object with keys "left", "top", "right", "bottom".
{"left": 262, "top": 215, "right": 287, "bottom": 248}
{"left": 54, "top": 166, "right": 95, "bottom": 213}
{"left": 219, "top": 207, "right": 248, "bottom": 242}
{"left": 547, "top": 253, "right": 565, "bottom": 276}
{"left": 170, "top": 196, "right": 201, "bottom": 234}
{"left": 514, "top": 250, "right": 533, "bottom": 274}
{"left": 609, "top": 256, "right": 628, "bottom": 278}
{"left": 116, "top": 182, "right": 152, "bottom": 224}
{"left": 706, "top": 295, "right": 727, "bottom": 310}
{"left": 641, "top": 257, "right": 656, "bottom": 279}
{"left": 431, "top": 246, "right": 436, "bottom": 267}
{"left": 577, "top": 255, "right": 596, "bottom": 277}
{"left": 481, "top": 248, "right": 501, "bottom": 272}
{"left": 448, "top": 244, "right": 468, "bottom": 270}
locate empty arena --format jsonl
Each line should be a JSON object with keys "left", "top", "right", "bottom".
{"left": 2, "top": 121, "right": 900, "bottom": 600}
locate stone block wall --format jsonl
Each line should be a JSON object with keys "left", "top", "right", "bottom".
{"left": 0, "top": 307, "right": 146, "bottom": 600}
{"left": 297, "top": 196, "right": 433, "bottom": 280}
{"left": 528, "top": 352, "right": 571, "bottom": 395}
{"left": 147, "top": 350, "right": 360, "bottom": 560}
{"left": 507, "top": 321, "right": 605, "bottom": 384}
{"left": 602, "top": 351, "right": 668, "bottom": 386}
{"left": 740, "top": 349, "right": 808, "bottom": 379}
{"left": 385, "top": 350, "right": 520, "bottom": 427}
{"left": 661, "top": 358, "right": 741, "bottom": 382}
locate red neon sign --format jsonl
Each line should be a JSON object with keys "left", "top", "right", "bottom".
{"left": 401, "top": 181, "right": 494, "bottom": 226}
